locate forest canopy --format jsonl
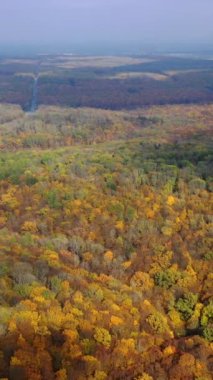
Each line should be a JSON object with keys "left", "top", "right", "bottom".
{"left": 0, "top": 101, "right": 212, "bottom": 379}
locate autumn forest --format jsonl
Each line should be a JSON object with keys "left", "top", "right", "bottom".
{"left": 0, "top": 54, "right": 212, "bottom": 380}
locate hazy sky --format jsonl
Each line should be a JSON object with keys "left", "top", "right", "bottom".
{"left": 0, "top": 0, "right": 213, "bottom": 50}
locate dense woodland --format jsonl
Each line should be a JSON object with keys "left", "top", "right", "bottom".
{"left": 0, "top": 99, "right": 212, "bottom": 379}
{"left": 0, "top": 55, "right": 213, "bottom": 110}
